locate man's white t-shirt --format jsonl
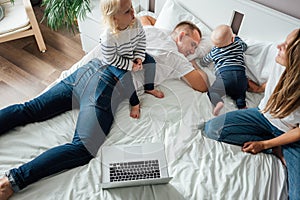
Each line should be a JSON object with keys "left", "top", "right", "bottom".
{"left": 78, "top": 26, "right": 194, "bottom": 92}
{"left": 258, "top": 63, "right": 300, "bottom": 132}
{"left": 131, "top": 26, "right": 194, "bottom": 90}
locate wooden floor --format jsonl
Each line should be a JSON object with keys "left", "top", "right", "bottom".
{"left": 0, "top": 5, "right": 85, "bottom": 109}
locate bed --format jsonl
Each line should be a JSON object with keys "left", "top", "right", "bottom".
{"left": 1, "top": 0, "right": 299, "bottom": 199}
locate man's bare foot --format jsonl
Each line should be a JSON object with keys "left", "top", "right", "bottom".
{"left": 130, "top": 104, "right": 140, "bottom": 119}
{"left": 145, "top": 89, "right": 164, "bottom": 98}
{"left": 213, "top": 102, "right": 224, "bottom": 116}
{"left": 0, "top": 176, "right": 13, "bottom": 200}
{"left": 272, "top": 146, "right": 286, "bottom": 166}
{"left": 247, "top": 79, "right": 266, "bottom": 93}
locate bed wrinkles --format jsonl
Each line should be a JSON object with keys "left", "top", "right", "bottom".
{"left": 0, "top": 0, "right": 291, "bottom": 198}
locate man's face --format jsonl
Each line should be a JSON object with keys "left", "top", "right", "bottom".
{"left": 176, "top": 30, "right": 201, "bottom": 57}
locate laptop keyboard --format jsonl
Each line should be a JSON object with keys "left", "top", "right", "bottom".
{"left": 109, "top": 160, "right": 161, "bottom": 182}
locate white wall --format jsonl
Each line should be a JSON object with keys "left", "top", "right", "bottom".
{"left": 173, "top": 0, "right": 300, "bottom": 42}
{"left": 252, "top": 0, "right": 300, "bottom": 19}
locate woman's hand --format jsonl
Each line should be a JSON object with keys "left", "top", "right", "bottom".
{"left": 242, "top": 127, "right": 300, "bottom": 154}
{"left": 242, "top": 141, "right": 266, "bottom": 154}
{"left": 242, "top": 141, "right": 287, "bottom": 166}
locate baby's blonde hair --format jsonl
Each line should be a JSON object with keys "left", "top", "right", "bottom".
{"left": 100, "top": 0, "right": 120, "bottom": 33}
{"left": 211, "top": 25, "right": 233, "bottom": 47}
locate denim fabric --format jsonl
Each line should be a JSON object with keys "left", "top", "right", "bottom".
{"left": 107, "top": 65, "right": 140, "bottom": 106}
{"left": 107, "top": 53, "right": 157, "bottom": 106}
{"left": 143, "top": 53, "right": 156, "bottom": 91}
{"left": 204, "top": 107, "right": 300, "bottom": 200}
{"left": 1, "top": 58, "right": 126, "bottom": 191}
{"left": 208, "top": 70, "right": 247, "bottom": 108}
{"left": 283, "top": 142, "right": 300, "bottom": 200}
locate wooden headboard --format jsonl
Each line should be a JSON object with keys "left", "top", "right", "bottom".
{"left": 139, "top": 0, "right": 300, "bottom": 42}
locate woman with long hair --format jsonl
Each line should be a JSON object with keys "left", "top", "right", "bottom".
{"left": 204, "top": 29, "right": 300, "bottom": 200}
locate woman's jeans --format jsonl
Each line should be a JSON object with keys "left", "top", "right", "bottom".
{"left": 0, "top": 58, "right": 125, "bottom": 192}
{"left": 204, "top": 107, "right": 300, "bottom": 200}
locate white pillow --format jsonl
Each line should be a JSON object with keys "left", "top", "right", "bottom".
{"left": 137, "top": 10, "right": 157, "bottom": 19}
{"left": 154, "top": 0, "right": 213, "bottom": 59}
{"left": 244, "top": 39, "right": 278, "bottom": 84}
{"left": 155, "top": 0, "right": 211, "bottom": 34}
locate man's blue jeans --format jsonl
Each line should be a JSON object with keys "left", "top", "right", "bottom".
{"left": 0, "top": 58, "right": 125, "bottom": 191}
{"left": 108, "top": 53, "right": 157, "bottom": 107}
{"left": 204, "top": 107, "right": 300, "bottom": 200}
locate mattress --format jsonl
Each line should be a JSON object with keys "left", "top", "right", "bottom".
{"left": 0, "top": 0, "right": 289, "bottom": 198}
{"left": 0, "top": 50, "right": 287, "bottom": 199}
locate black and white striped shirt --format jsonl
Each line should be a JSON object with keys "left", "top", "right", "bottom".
{"left": 200, "top": 36, "right": 247, "bottom": 74}
{"left": 100, "top": 19, "right": 146, "bottom": 71}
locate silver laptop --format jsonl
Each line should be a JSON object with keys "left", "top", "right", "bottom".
{"left": 101, "top": 143, "right": 172, "bottom": 189}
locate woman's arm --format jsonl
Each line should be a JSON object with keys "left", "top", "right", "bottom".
{"left": 242, "top": 127, "right": 300, "bottom": 154}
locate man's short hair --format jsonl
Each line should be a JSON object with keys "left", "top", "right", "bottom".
{"left": 173, "top": 21, "right": 202, "bottom": 38}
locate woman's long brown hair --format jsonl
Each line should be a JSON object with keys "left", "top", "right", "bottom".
{"left": 262, "top": 29, "right": 300, "bottom": 118}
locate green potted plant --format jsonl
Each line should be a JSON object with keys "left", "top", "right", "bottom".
{"left": 5, "top": 0, "right": 90, "bottom": 32}
{"left": 42, "top": 0, "right": 91, "bottom": 32}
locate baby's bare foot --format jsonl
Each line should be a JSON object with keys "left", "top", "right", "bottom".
{"left": 0, "top": 176, "right": 13, "bottom": 200}
{"left": 145, "top": 89, "right": 164, "bottom": 98}
{"left": 130, "top": 104, "right": 140, "bottom": 119}
{"left": 213, "top": 102, "right": 224, "bottom": 116}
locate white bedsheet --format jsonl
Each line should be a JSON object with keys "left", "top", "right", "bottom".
{"left": 0, "top": 46, "right": 287, "bottom": 199}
